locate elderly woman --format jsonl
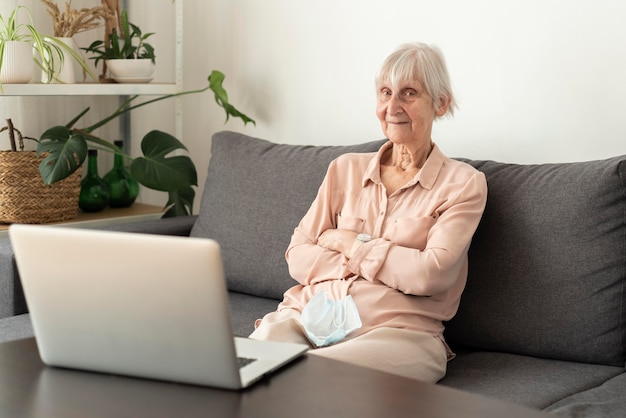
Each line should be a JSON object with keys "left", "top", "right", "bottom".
{"left": 250, "top": 42, "right": 487, "bottom": 383}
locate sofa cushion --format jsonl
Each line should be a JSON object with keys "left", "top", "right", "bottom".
{"left": 445, "top": 156, "right": 626, "bottom": 367}
{"left": 0, "top": 238, "right": 26, "bottom": 319}
{"left": 191, "top": 131, "right": 386, "bottom": 300}
{"left": 0, "top": 313, "right": 33, "bottom": 343}
{"left": 440, "top": 351, "right": 624, "bottom": 410}
{"left": 544, "top": 371, "right": 626, "bottom": 418}
{"left": 228, "top": 292, "right": 280, "bottom": 337}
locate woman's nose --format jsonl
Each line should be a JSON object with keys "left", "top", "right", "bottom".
{"left": 387, "top": 95, "right": 403, "bottom": 114}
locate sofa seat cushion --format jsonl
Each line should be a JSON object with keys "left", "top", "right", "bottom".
{"left": 544, "top": 372, "right": 626, "bottom": 418}
{"left": 440, "top": 351, "right": 624, "bottom": 410}
{"left": 191, "top": 131, "right": 386, "bottom": 300}
{"left": 0, "top": 313, "right": 33, "bottom": 343}
{"left": 228, "top": 291, "right": 279, "bottom": 337}
{"left": 445, "top": 156, "right": 626, "bottom": 367}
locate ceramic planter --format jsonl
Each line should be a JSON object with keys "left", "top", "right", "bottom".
{"left": 106, "top": 59, "right": 154, "bottom": 83}
{"left": 0, "top": 41, "right": 33, "bottom": 84}
{"left": 41, "top": 37, "right": 79, "bottom": 84}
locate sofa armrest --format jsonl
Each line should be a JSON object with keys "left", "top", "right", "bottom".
{"left": 0, "top": 238, "right": 26, "bottom": 319}
{"left": 0, "top": 215, "right": 197, "bottom": 320}
{"left": 95, "top": 215, "right": 197, "bottom": 236}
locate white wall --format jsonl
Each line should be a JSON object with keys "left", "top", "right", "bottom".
{"left": 182, "top": 0, "right": 626, "bottom": 168}
{"left": 3, "top": 1, "right": 625, "bottom": 211}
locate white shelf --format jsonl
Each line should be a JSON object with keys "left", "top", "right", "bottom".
{"left": 0, "top": 0, "right": 184, "bottom": 220}
{"left": 0, "top": 83, "right": 179, "bottom": 96}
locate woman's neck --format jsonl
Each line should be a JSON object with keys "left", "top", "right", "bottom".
{"left": 383, "top": 141, "right": 433, "bottom": 171}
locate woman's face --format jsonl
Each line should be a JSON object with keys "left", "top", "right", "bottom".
{"left": 376, "top": 79, "right": 446, "bottom": 147}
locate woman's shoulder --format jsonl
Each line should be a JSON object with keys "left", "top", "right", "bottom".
{"left": 427, "top": 145, "right": 481, "bottom": 177}
{"left": 330, "top": 149, "right": 379, "bottom": 169}
{"left": 436, "top": 154, "right": 487, "bottom": 187}
{"left": 444, "top": 156, "right": 482, "bottom": 173}
{"left": 321, "top": 151, "right": 380, "bottom": 186}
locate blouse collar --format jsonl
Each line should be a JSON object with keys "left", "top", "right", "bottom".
{"left": 362, "top": 141, "right": 446, "bottom": 191}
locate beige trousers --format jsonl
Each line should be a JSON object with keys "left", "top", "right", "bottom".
{"left": 249, "top": 309, "right": 448, "bottom": 384}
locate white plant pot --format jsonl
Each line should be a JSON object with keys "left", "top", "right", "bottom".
{"left": 106, "top": 59, "right": 154, "bottom": 83}
{"left": 0, "top": 41, "right": 33, "bottom": 84}
{"left": 41, "top": 37, "right": 79, "bottom": 84}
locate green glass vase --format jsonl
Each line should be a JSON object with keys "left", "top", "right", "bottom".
{"left": 79, "top": 149, "right": 109, "bottom": 212}
{"left": 103, "top": 140, "right": 139, "bottom": 208}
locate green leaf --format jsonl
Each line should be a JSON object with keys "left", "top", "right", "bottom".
{"left": 208, "top": 71, "right": 256, "bottom": 126}
{"left": 33, "top": 71, "right": 255, "bottom": 217}
{"left": 129, "top": 130, "right": 197, "bottom": 192}
{"left": 163, "top": 187, "right": 195, "bottom": 217}
{"left": 38, "top": 126, "right": 87, "bottom": 185}
{"left": 66, "top": 107, "right": 90, "bottom": 129}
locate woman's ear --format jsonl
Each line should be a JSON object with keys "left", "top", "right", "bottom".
{"left": 435, "top": 96, "right": 451, "bottom": 117}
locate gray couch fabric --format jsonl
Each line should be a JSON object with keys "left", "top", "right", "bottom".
{"left": 0, "top": 313, "right": 33, "bottom": 343}
{"left": 441, "top": 351, "right": 624, "bottom": 409}
{"left": 0, "top": 130, "right": 624, "bottom": 418}
{"left": 445, "top": 158, "right": 626, "bottom": 367}
{"left": 0, "top": 239, "right": 25, "bottom": 318}
{"left": 190, "top": 132, "right": 386, "bottom": 300}
{"left": 545, "top": 373, "right": 626, "bottom": 416}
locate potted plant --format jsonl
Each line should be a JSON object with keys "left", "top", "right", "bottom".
{"left": 82, "top": 10, "right": 155, "bottom": 82}
{"left": 38, "top": 0, "right": 112, "bottom": 83}
{"left": 0, "top": 5, "right": 97, "bottom": 88}
{"left": 38, "top": 70, "right": 255, "bottom": 217}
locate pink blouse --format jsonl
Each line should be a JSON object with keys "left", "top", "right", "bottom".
{"left": 279, "top": 141, "right": 488, "bottom": 342}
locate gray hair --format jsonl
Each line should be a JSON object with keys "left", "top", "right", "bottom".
{"left": 375, "top": 42, "right": 457, "bottom": 117}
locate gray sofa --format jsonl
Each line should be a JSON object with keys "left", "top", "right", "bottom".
{"left": 0, "top": 130, "right": 624, "bottom": 417}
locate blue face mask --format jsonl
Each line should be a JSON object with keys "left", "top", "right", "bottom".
{"left": 300, "top": 291, "right": 362, "bottom": 347}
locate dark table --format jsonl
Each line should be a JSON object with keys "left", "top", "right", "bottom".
{"left": 0, "top": 338, "right": 550, "bottom": 418}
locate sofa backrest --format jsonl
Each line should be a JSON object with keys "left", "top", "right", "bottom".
{"left": 190, "top": 131, "right": 386, "bottom": 300}
{"left": 445, "top": 157, "right": 626, "bottom": 367}
{"left": 192, "top": 131, "right": 625, "bottom": 368}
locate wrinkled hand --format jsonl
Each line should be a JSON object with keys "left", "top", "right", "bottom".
{"left": 317, "top": 229, "right": 358, "bottom": 257}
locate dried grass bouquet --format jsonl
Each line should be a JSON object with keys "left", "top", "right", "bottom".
{"left": 39, "top": 0, "right": 113, "bottom": 38}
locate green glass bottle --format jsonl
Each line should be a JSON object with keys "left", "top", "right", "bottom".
{"left": 103, "top": 140, "right": 139, "bottom": 208}
{"left": 79, "top": 149, "right": 110, "bottom": 212}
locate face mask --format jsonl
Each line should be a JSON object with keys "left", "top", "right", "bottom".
{"left": 300, "top": 290, "right": 362, "bottom": 347}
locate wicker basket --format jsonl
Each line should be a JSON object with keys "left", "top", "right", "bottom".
{"left": 0, "top": 151, "right": 82, "bottom": 224}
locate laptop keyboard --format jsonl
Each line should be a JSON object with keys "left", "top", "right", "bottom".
{"left": 237, "top": 356, "right": 257, "bottom": 369}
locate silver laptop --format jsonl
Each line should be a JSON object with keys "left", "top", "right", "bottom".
{"left": 9, "top": 224, "right": 308, "bottom": 390}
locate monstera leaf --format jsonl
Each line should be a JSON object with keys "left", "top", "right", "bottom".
{"left": 163, "top": 187, "right": 195, "bottom": 218}
{"left": 130, "top": 130, "right": 197, "bottom": 192}
{"left": 36, "top": 71, "right": 255, "bottom": 216}
{"left": 38, "top": 126, "right": 88, "bottom": 185}
{"left": 209, "top": 71, "right": 256, "bottom": 126}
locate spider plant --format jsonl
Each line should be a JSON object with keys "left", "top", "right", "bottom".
{"left": 0, "top": 5, "right": 97, "bottom": 88}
